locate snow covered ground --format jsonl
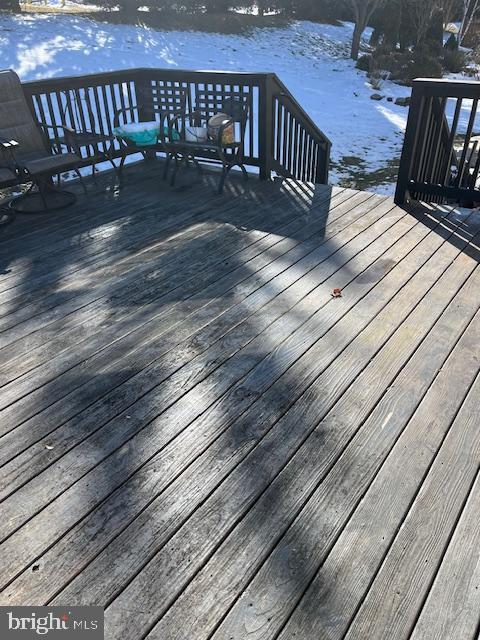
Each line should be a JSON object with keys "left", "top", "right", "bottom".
{"left": 0, "top": 13, "right": 413, "bottom": 193}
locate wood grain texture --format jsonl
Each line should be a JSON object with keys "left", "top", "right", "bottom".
{"left": 410, "top": 469, "right": 480, "bottom": 640}
{"left": 1, "top": 162, "right": 479, "bottom": 640}
{"left": 277, "top": 285, "right": 480, "bottom": 640}
{"left": 343, "top": 359, "right": 480, "bottom": 640}
{"left": 140, "top": 219, "right": 480, "bottom": 640}
{"left": 0, "top": 195, "right": 407, "bottom": 585}
{"left": 0, "top": 192, "right": 389, "bottom": 523}
{"left": 0, "top": 186, "right": 355, "bottom": 430}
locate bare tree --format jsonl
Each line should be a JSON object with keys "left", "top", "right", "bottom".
{"left": 344, "top": 0, "right": 387, "bottom": 60}
{"left": 407, "top": 0, "right": 443, "bottom": 46}
{"left": 459, "top": 0, "right": 480, "bottom": 43}
{"left": 440, "top": 0, "right": 462, "bottom": 25}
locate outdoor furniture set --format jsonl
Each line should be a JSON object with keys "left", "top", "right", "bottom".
{"left": 0, "top": 69, "right": 250, "bottom": 220}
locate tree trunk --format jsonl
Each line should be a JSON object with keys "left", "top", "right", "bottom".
{"left": 351, "top": 21, "right": 363, "bottom": 60}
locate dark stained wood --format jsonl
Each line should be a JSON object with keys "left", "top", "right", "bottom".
{"left": 396, "top": 78, "right": 480, "bottom": 206}
{"left": 0, "top": 162, "right": 479, "bottom": 640}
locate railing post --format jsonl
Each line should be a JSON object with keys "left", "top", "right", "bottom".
{"left": 258, "top": 74, "right": 273, "bottom": 181}
{"left": 395, "top": 82, "right": 424, "bottom": 205}
{"left": 316, "top": 141, "right": 330, "bottom": 185}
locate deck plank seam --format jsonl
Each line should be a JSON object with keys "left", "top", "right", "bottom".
{"left": 166, "top": 216, "right": 480, "bottom": 640}
{"left": 0, "top": 188, "right": 362, "bottom": 432}
{"left": 46, "top": 202, "right": 468, "bottom": 612}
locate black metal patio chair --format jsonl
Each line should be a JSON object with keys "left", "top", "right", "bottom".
{"left": 166, "top": 90, "right": 250, "bottom": 194}
{"left": 59, "top": 88, "right": 119, "bottom": 178}
{"left": 0, "top": 69, "right": 86, "bottom": 213}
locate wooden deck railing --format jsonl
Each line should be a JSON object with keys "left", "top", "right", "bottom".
{"left": 395, "top": 78, "right": 480, "bottom": 205}
{"left": 22, "top": 68, "right": 331, "bottom": 184}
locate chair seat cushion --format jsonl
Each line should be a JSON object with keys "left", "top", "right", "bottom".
{"left": 0, "top": 166, "right": 17, "bottom": 185}
{"left": 21, "top": 153, "right": 80, "bottom": 176}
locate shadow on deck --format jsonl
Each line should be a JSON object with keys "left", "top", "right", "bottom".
{"left": 0, "top": 160, "right": 479, "bottom": 640}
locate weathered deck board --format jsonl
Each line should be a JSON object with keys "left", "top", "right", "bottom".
{"left": 410, "top": 469, "right": 480, "bottom": 640}
{"left": 0, "top": 192, "right": 387, "bottom": 492}
{"left": 343, "top": 366, "right": 480, "bottom": 640}
{"left": 132, "top": 211, "right": 480, "bottom": 640}
{"left": 0, "top": 187, "right": 359, "bottom": 395}
{"left": 0, "top": 193, "right": 407, "bottom": 576}
{"left": 274, "top": 275, "right": 480, "bottom": 640}
{"left": 0, "top": 162, "right": 479, "bottom": 640}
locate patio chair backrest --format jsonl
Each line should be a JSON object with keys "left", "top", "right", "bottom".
{"left": 0, "top": 69, "right": 48, "bottom": 157}
{"left": 194, "top": 90, "right": 249, "bottom": 145}
{"left": 60, "top": 88, "right": 99, "bottom": 134}
{"left": 114, "top": 83, "right": 188, "bottom": 130}
{"left": 195, "top": 90, "right": 249, "bottom": 125}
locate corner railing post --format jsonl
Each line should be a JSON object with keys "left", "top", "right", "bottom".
{"left": 395, "top": 81, "right": 424, "bottom": 205}
{"left": 316, "top": 141, "right": 330, "bottom": 185}
{"left": 259, "top": 74, "right": 273, "bottom": 181}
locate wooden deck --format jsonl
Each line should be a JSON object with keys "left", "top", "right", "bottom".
{"left": 0, "top": 162, "right": 479, "bottom": 640}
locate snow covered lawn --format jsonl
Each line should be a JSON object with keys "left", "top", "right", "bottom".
{"left": 0, "top": 13, "right": 412, "bottom": 193}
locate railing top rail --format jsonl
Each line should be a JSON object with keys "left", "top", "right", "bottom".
{"left": 413, "top": 77, "right": 480, "bottom": 86}
{"left": 411, "top": 77, "right": 480, "bottom": 98}
{"left": 21, "top": 68, "right": 278, "bottom": 91}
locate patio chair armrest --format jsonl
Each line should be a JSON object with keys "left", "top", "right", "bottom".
{"left": 37, "top": 120, "right": 65, "bottom": 137}
{"left": 0, "top": 136, "right": 20, "bottom": 169}
{"left": 61, "top": 125, "right": 85, "bottom": 154}
{"left": 35, "top": 121, "right": 70, "bottom": 155}
{"left": 36, "top": 122, "right": 82, "bottom": 159}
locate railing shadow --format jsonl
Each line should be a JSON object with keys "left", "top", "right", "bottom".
{"left": 400, "top": 200, "right": 480, "bottom": 264}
